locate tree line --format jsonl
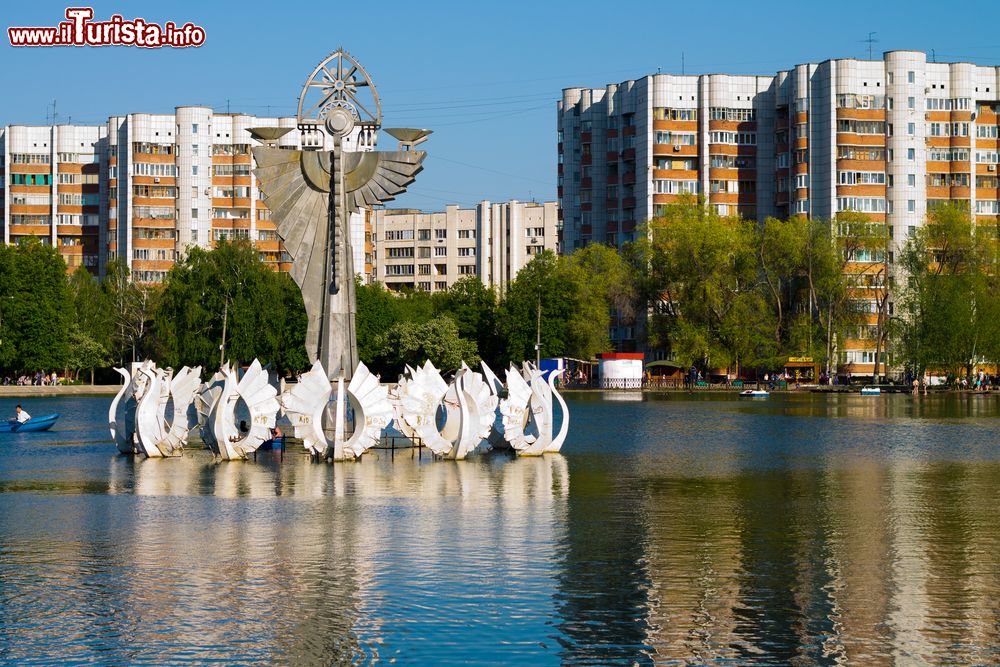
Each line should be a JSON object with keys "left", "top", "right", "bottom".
{"left": 5, "top": 199, "right": 993, "bottom": 383}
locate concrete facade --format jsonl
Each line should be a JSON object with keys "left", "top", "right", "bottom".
{"left": 2, "top": 109, "right": 373, "bottom": 282}
{"left": 373, "top": 200, "right": 558, "bottom": 292}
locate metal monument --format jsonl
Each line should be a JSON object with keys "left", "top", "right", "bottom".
{"left": 251, "top": 49, "right": 431, "bottom": 380}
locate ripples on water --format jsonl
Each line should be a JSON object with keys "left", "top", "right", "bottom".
{"left": 0, "top": 393, "right": 999, "bottom": 665}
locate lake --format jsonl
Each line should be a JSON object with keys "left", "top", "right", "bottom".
{"left": 1, "top": 392, "right": 999, "bottom": 665}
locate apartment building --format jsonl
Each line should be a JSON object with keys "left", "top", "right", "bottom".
{"left": 2, "top": 108, "right": 373, "bottom": 282}
{"left": 373, "top": 200, "right": 559, "bottom": 292}
{"left": 559, "top": 51, "right": 1000, "bottom": 376}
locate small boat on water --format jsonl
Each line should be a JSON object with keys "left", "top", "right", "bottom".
{"left": 1, "top": 413, "right": 59, "bottom": 433}
{"left": 860, "top": 386, "right": 881, "bottom": 396}
{"left": 739, "top": 389, "right": 770, "bottom": 398}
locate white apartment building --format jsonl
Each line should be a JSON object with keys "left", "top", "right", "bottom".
{"left": 2, "top": 108, "right": 373, "bottom": 282}
{"left": 373, "top": 200, "right": 559, "bottom": 292}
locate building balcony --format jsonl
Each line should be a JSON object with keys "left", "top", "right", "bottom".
{"left": 622, "top": 172, "right": 636, "bottom": 185}
{"left": 606, "top": 151, "right": 619, "bottom": 161}
{"left": 581, "top": 177, "right": 592, "bottom": 189}
{"left": 581, "top": 132, "right": 592, "bottom": 142}
{"left": 581, "top": 154, "right": 592, "bottom": 166}
{"left": 623, "top": 126, "right": 637, "bottom": 137}
{"left": 622, "top": 197, "right": 636, "bottom": 209}
{"left": 621, "top": 147, "right": 636, "bottom": 161}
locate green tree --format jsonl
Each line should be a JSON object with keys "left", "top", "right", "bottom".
{"left": 67, "top": 324, "right": 111, "bottom": 383}
{"left": 433, "top": 276, "right": 500, "bottom": 366}
{"left": 0, "top": 240, "right": 73, "bottom": 372}
{"left": 378, "top": 316, "right": 479, "bottom": 376}
{"left": 104, "top": 259, "right": 158, "bottom": 363}
{"left": 153, "top": 240, "right": 308, "bottom": 374}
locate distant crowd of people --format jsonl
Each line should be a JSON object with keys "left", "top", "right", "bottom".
{"left": 3, "top": 372, "right": 60, "bottom": 387}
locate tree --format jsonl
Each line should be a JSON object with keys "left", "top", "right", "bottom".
{"left": 432, "top": 276, "right": 501, "bottom": 366}
{"left": 378, "top": 316, "right": 479, "bottom": 376}
{"left": 500, "top": 250, "right": 607, "bottom": 364}
{"left": 104, "top": 259, "right": 158, "bottom": 364}
{"left": 0, "top": 240, "right": 73, "bottom": 372}
{"left": 153, "top": 241, "right": 308, "bottom": 374}
{"left": 68, "top": 264, "right": 111, "bottom": 344}
{"left": 67, "top": 324, "right": 111, "bottom": 383}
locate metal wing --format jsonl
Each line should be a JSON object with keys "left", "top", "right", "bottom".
{"left": 343, "top": 150, "right": 426, "bottom": 210}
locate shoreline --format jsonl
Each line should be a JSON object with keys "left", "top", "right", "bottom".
{"left": 0, "top": 385, "right": 121, "bottom": 398}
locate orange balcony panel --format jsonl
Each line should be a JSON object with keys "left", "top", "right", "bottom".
{"left": 951, "top": 186, "right": 971, "bottom": 199}
{"left": 837, "top": 159, "right": 886, "bottom": 171}
{"left": 10, "top": 225, "right": 50, "bottom": 235}
{"left": 977, "top": 138, "right": 999, "bottom": 150}
{"left": 977, "top": 188, "right": 999, "bottom": 200}
{"left": 132, "top": 176, "right": 176, "bottom": 186}
{"left": 653, "top": 144, "right": 697, "bottom": 157}
{"left": 9, "top": 185, "right": 51, "bottom": 194}
{"left": 836, "top": 184, "right": 886, "bottom": 197}
{"left": 9, "top": 204, "right": 51, "bottom": 215}
{"left": 606, "top": 199, "right": 617, "bottom": 209}
{"left": 581, "top": 177, "right": 592, "bottom": 189}
{"left": 976, "top": 163, "right": 999, "bottom": 175}
{"left": 580, "top": 225, "right": 592, "bottom": 235}
{"left": 623, "top": 126, "right": 637, "bottom": 137}
{"left": 132, "top": 196, "right": 174, "bottom": 207}
{"left": 794, "top": 112, "right": 808, "bottom": 124}
{"left": 605, "top": 174, "right": 618, "bottom": 185}
{"left": 581, "top": 154, "right": 593, "bottom": 166}
{"left": 654, "top": 120, "right": 698, "bottom": 132}
{"left": 836, "top": 108, "right": 886, "bottom": 120}
{"left": 709, "top": 167, "right": 739, "bottom": 180}
{"left": 950, "top": 137, "right": 971, "bottom": 148}
{"left": 775, "top": 192, "right": 789, "bottom": 205}
{"left": 926, "top": 111, "right": 950, "bottom": 122}
{"left": 926, "top": 136, "right": 950, "bottom": 148}
{"left": 794, "top": 163, "right": 809, "bottom": 175}
{"left": 256, "top": 240, "right": 280, "bottom": 252}
{"left": 9, "top": 164, "right": 51, "bottom": 174}
{"left": 622, "top": 172, "right": 636, "bottom": 185}
{"left": 836, "top": 133, "right": 884, "bottom": 146}
{"left": 605, "top": 151, "right": 619, "bottom": 161}
{"left": 605, "top": 128, "right": 618, "bottom": 138}
{"left": 132, "top": 217, "right": 176, "bottom": 229}
{"left": 711, "top": 193, "right": 740, "bottom": 204}
{"left": 654, "top": 169, "right": 698, "bottom": 180}
{"left": 580, "top": 202, "right": 592, "bottom": 212}
{"left": 622, "top": 197, "right": 636, "bottom": 209}
{"left": 620, "top": 148, "right": 635, "bottom": 161}
{"left": 581, "top": 132, "right": 592, "bottom": 143}
{"left": 623, "top": 219, "right": 637, "bottom": 232}
{"left": 133, "top": 238, "right": 176, "bottom": 250}
{"left": 56, "top": 224, "right": 87, "bottom": 235}
{"left": 927, "top": 185, "right": 950, "bottom": 198}
{"left": 131, "top": 154, "right": 175, "bottom": 164}
{"left": 132, "top": 259, "right": 175, "bottom": 271}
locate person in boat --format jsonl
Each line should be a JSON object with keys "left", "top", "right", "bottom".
{"left": 14, "top": 405, "right": 31, "bottom": 423}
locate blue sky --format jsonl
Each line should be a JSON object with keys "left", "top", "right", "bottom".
{"left": 2, "top": 0, "right": 999, "bottom": 210}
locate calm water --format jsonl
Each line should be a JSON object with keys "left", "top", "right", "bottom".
{"left": 1, "top": 392, "right": 1000, "bottom": 665}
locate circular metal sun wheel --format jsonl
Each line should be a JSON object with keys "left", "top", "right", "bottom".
{"left": 297, "top": 49, "right": 382, "bottom": 137}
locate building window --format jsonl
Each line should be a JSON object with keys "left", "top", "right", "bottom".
{"left": 417, "top": 229, "right": 431, "bottom": 241}
{"left": 908, "top": 174, "right": 916, "bottom": 187}
{"left": 191, "top": 208, "right": 198, "bottom": 219}
{"left": 434, "top": 247, "right": 447, "bottom": 257}
{"left": 907, "top": 200, "right": 916, "bottom": 212}
{"left": 192, "top": 165, "right": 199, "bottom": 176}
{"left": 907, "top": 97, "right": 915, "bottom": 110}
{"left": 907, "top": 148, "right": 915, "bottom": 160}
{"left": 435, "top": 229, "right": 447, "bottom": 240}
{"left": 192, "top": 123, "right": 199, "bottom": 134}
{"left": 907, "top": 122, "right": 915, "bottom": 136}
{"left": 907, "top": 71, "right": 915, "bottom": 84}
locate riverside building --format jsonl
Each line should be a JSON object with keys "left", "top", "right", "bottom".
{"left": 559, "top": 51, "right": 1000, "bottom": 377}
{"left": 1, "top": 108, "right": 374, "bottom": 282}
{"left": 372, "top": 200, "right": 559, "bottom": 292}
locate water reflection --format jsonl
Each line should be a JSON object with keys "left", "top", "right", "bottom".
{"left": 1, "top": 394, "right": 1000, "bottom": 664}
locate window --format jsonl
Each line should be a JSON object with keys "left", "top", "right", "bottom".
{"left": 837, "top": 171, "right": 886, "bottom": 185}
{"left": 708, "top": 131, "right": 756, "bottom": 145}
{"left": 653, "top": 179, "right": 699, "bottom": 194}
{"left": 11, "top": 153, "right": 50, "bottom": 164}
{"left": 796, "top": 174, "right": 808, "bottom": 189}
{"left": 837, "top": 197, "right": 886, "bottom": 213}
{"left": 708, "top": 107, "right": 755, "bottom": 121}
{"left": 976, "top": 125, "right": 999, "bottom": 139}
{"left": 655, "top": 131, "right": 696, "bottom": 145}
{"left": 57, "top": 193, "right": 100, "bottom": 206}
{"left": 191, "top": 208, "right": 199, "bottom": 219}
{"left": 192, "top": 123, "right": 199, "bottom": 134}
{"left": 907, "top": 148, "right": 915, "bottom": 161}
{"left": 192, "top": 166, "right": 199, "bottom": 176}
{"left": 907, "top": 71, "right": 915, "bottom": 84}
{"left": 907, "top": 200, "right": 915, "bottom": 212}
{"left": 458, "top": 229, "right": 476, "bottom": 239}
{"left": 434, "top": 247, "right": 447, "bottom": 256}
{"left": 385, "top": 264, "right": 414, "bottom": 276}
{"left": 908, "top": 174, "right": 916, "bottom": 187}
{"left": 385, "top": 229, "right": 414, "bottom": 241}
{"left": 975, "top": 150, "right": 999, "bottom": 164}
{"left": 975, "top": 200, "right": 1000, "bottom": 215}
{"left": 907, "top": 122, "right": 915, "bottom": 136}
{"left": 192, "top": 144, "right": 199, "bottom": 156}
{"left": 133, "top": 162, "right": 178, "bottom": 177}
{"left": 458, "top": 265, "right": 477, "bottom": 275}
{"left": 435, "top": 229, "right": 447, "bottom": 240}
{"left": 212, "top": 164, "right": 251, "bottom": 176}
{"left": 417, "top": 247, "right": 431, "bottom": 259}
{"left": 908, "top": 96, "right": 915, "bottom": 110}
{"left": 457, "top": 247, "right": 474, "bottom": 256}
{"left": 836, "top": 120, "right": 886, "bottom": 135}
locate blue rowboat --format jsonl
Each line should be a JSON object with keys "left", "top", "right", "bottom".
{"left": 1, "top": 413, "right": 59, "bottom": 433}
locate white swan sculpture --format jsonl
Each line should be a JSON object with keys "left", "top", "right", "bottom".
{"left": 439, "top": 363, "right": 499, "bottom": 460}
{"left": 392, "top": 360, "right": 452, "bottom": 456}
{"left": 479, "top": 360, "right": 508, "bottom": 449}
{"left": 279, "top": 360, "right": 393, "bottom": 461}
{"left": 194, "top": 369, "right": 226, "bottom": 453}
{"left": 109, "top": 363, "right": 141, "bottom": 455}
{"left": 134, "top": 362, "right": 169, "bottom": 457}
{"left": 208, "top": 360, "right": 280, "bottom": 460}
{"left": 152, "top": 366, "right": 202, "bottom": 456}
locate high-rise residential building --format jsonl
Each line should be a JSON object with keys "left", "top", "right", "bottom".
{"left": 2, "top": 108, "right": 374, "bottom": 282}
{"left": 559, "top": 51, "right": 1000, "bottom": 376}
{"left": 372, "top": 200, "right": 559, "bottom": 292}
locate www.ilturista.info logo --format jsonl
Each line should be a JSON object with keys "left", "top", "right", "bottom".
{"left": 8, "top": 7, "right": 205, "bottom": 48}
